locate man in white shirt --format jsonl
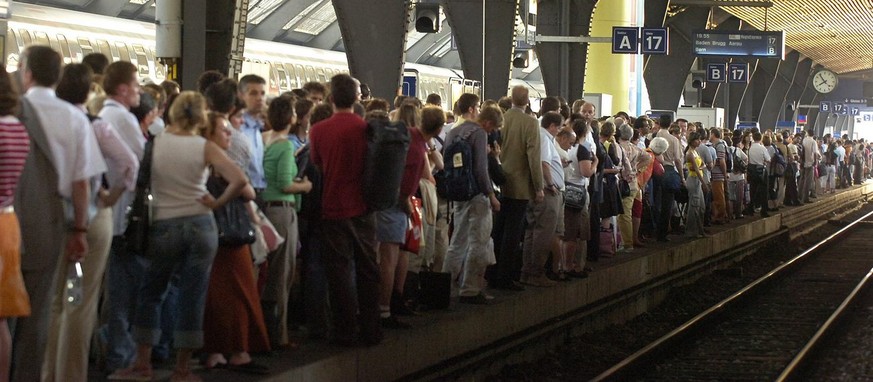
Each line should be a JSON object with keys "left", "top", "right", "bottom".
{"left": 12, "top": 45, "right": 107, "bottom": 382}
{"left": 746, "top": 131, "right": 772, "bottom": 217}
{"left": 799, "top": 129, "right": 820, "bottom": 203}
{"left": 238, "top": 74, "right": 267, "bottom": 191}
{"left": 97, "top": 61, "right": 151, "bottom": 373}
{"left": 521, "top": 112, "right": 564, "bottom": 287}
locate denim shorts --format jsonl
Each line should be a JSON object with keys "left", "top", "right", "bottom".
{"left": 375, "top": 206, "right": 408, "bottom": 244}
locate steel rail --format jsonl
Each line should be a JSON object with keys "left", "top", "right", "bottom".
{"left": 592, "top": 209, "right": 873, "bottom": 381}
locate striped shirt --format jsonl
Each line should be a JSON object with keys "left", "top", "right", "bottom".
{"left": 0, "top": 116, "right": 29, "bottom": 208}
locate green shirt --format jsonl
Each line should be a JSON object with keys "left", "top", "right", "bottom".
{"left": 262, "top": 139, "right": 301, "bottom": 210}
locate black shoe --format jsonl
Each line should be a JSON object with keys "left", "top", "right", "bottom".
{"left": 380, "top": 316, "right": 412, "bottom": 329}
{"left": 566, "top": 270, "right": 589, "bottom": 279}
{"left": 459, "top": 293, "right": 490, "bottom": 305}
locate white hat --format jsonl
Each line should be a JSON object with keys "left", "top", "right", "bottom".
{"left": 650, "top": 137, "right": 669, "bottom": 155}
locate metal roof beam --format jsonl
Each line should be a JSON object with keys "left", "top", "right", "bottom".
{"left": 85, "top": 0, "right": 129, "bottom": 17}
{"left": 305, "top": 19, "right": 341, "bottom": 51}
{"left": 247, "top": 0, "right": 319, "bottom": 41}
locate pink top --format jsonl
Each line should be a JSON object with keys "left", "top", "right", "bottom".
{"left": 0, "top": 116, "right": 29, "bottom": 208}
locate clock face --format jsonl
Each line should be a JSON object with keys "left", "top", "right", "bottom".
{"left": 813, "top": 69, "right": 838, "bottom": 94}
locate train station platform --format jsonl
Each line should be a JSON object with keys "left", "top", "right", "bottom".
{"left": 179, "top": 183, "right": 873, "bottom": 382}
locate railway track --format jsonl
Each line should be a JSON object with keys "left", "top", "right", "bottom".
{"left": 592, "top": 210, "right": 873, "bottom": 381}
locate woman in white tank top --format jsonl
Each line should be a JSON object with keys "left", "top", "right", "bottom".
{"left": 110, "top": 92, "right": 247, "bottom": 382}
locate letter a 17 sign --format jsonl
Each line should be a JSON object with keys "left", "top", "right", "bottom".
{"left": 612, "top": 27, "right": 639, "bottom": 54}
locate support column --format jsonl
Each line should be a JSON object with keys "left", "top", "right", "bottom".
{"left": 783, "top": 58, "right": 813, "bottom": 121}
{"left": 443, "top": 0, "right": 518, "bottom": 101}
{"left": 586, "top": 0, "right": 635, "bottom": 114}
{"left": 643, "top": 6, "right": 709, "bottom": 111}
{"left": 333, "top": 0, "right": 408, "bottom": 101}
{"left": 758, "top": 50, "right": 800, "bottom": 130}
{"left": 739, "top": 57, "right": 778, "bottom": 122}
{"left": 534, "top": 0, "right": 595, "bottom": 101}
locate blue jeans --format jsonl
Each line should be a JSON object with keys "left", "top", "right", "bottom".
{"left": 133, "top": 214, "right": 217, "bottom": 349}
{"left": 102, "top": 236, "right": 149, "bottom": 371}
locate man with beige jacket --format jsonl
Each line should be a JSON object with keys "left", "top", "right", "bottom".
{"left": 488, "top": 86, "right": 543, "bottom": 291}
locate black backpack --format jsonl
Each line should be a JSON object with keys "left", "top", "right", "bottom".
{"left": 362, "top": 118, "right": 410, "bottom": 211}
{"left": 731, "top": 147, "right": 747, "bottom": 174}
{"left": 435, "top": 128, "right": 479, "bottom": 201}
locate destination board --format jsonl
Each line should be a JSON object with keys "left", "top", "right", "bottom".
{"left": 692, "top": 30, "right": 784, "bottom": 59}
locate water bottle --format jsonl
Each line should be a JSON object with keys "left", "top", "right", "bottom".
{"left": 65, "top": 261, "right": 83, "bottom": 306}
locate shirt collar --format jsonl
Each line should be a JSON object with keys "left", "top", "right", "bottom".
{"left": 25, "top": 86, "right": 55, "bottom": 98}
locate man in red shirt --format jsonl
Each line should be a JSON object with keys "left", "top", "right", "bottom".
{"left": 309, "top": 74, "right": 381, "bottom": 346}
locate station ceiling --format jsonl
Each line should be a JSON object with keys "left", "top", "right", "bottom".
{"left": 720, "top": 0, "right": 873, "bottom": 76}
{"left": 13, "top": 0, "right": 873, "bottom": 80}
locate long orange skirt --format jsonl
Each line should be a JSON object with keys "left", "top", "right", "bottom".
{"left": 202, "top": 244, "right": 271, "bottom": 353}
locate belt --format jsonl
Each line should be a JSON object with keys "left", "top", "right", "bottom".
{"left": 265, "top": 200, "right": 295, "bottom": 208}
{"left": 0, "top": 205, "right": 13, "bottom": 214}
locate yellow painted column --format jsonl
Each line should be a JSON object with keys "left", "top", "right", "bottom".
{"left": 586, "top": 0, "right": 635, "bottom": 115}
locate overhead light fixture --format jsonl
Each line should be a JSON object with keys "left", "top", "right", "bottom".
{"left": 670, "top": 0, "right": 774, "bottom": 7}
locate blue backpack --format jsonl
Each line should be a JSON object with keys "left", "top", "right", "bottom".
{"left": 770, "top": 147, "right": 787, "bottom": 177}
{"left": 435, "top": 129, "right": 479, "bottom": 201}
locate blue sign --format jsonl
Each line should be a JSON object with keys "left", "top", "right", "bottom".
{"left": 850, "top": 107, "right": 860, "bottom": 116}
{"left": 692, "top": 30, "right": 785, "bottom": 59}
{"left": 728, "top": 63, "right": 749, "bottom": 83}
{"left": 833, "top": 103, "right": 846, "bottom": 114}
{"left": 820, "top": 101, "right": 832, "bottom": 113}
{"left": 864, "top": 114, "right": 873, "bottom": 122}
{"left": 402, "top": 75, "right": 417, "bottom": 97}
{"left": 776, "top": 121, "right": 796, "bottom": 129}
{"left": 834, "top": 131, "right": 841, "bottom": 139}
{"left": 612, "top": 27, "right": 640, "bottom": 54}
{"left": 641, "top": 28, "right": 669, "bottom": 55}
{"left": 736, "top": 121, "right": 758, "bottom": 130}
{"left": 706, "top": 63, "right": 727, "bottom": 83}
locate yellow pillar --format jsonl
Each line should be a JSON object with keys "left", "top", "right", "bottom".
{"left": 586, "top": 0, "right": 635, "bottom": 115}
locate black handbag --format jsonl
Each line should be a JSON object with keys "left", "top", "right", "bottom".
{"left": 124, "top": 138, "right": 154, "bottom": 255}
{"left": 207, "top": 176, "right": 255, "bottom": 246}
{"left": 619, "top": 179, "right": 632, "bottom": 198}
{"left": 564, "top": 183, "right": 588, "bottom": 210}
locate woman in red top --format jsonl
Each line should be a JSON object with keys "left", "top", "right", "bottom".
{"left": 0, "top": 69, "right": 30, "bottom": 382}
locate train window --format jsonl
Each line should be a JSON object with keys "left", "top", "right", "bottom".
{"left": 95, "top": 40, "right": 114, "bottom": 61}
{"left": 17, "top": 30, "right": 31, "bottom": 47}
{"left": 56, "top": 34, "right": 73, "bottom": 64}
{"left": 282, "top": 64, "right": 298, "bottom": 89}
{"left": 315, "top": 67, "right": 326, "bottom": 83}
{"left": 115, "top": 42, "right": 136, "bottom": 62}
{"left": 78, "top": 38, "right": 94, "bottom": 57}
{"left": 32, "top": 31, "right": 50, "bottom": 49}
{"left": 275, "top": 65, "right": 290, "bottom": 92}
{"left": 132, "top": 44, "right": 150, "bottom": 77}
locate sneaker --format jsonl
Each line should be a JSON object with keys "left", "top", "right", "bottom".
{"left": 107, "top": 367, "right": 153, "bottom": 381}
{"left": 520, "top": 275, "right": 557, "bottom": 287}
{"left": 459, "top": 293, "right": 491, "bottom": 305}
{"left": 380, "top": 316, "right": 411, "bottom": 329}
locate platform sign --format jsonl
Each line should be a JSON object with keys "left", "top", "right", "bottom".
{"left": 851, "top": 107, "right": 860, "bottom": 116}
{"left": 833, "top": 103, "right": 846, "bottom": 114}
{"left": 819, "top": 101, "right": 832, "bottom": 113}
{"left": 692, "top": 30, "right": 785, "bottom": 59}
{"left": 706, "top": 63, "right": 727, "bottom": 83}
{"left": 727, "top": 63, "right": 749, "bottom": 83}
{"left": 402, "top": 75, "right": 417, "bottom": 97}
{"left": 612, "top": 27, "right": 640, "bottom": 54}
{"left": 640, "top": 27, "right": 669, "bottom": 55}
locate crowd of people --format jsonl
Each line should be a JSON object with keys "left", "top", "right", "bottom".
{"left": 0, "top": 44, "right": 870, "bottom": 382}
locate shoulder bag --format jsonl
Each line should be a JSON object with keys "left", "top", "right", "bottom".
{"left": 124, "top": 138, "right": 154, "bottom": 255}
{"left": 207, "top": 175, "right": 256, "bottom": 246}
